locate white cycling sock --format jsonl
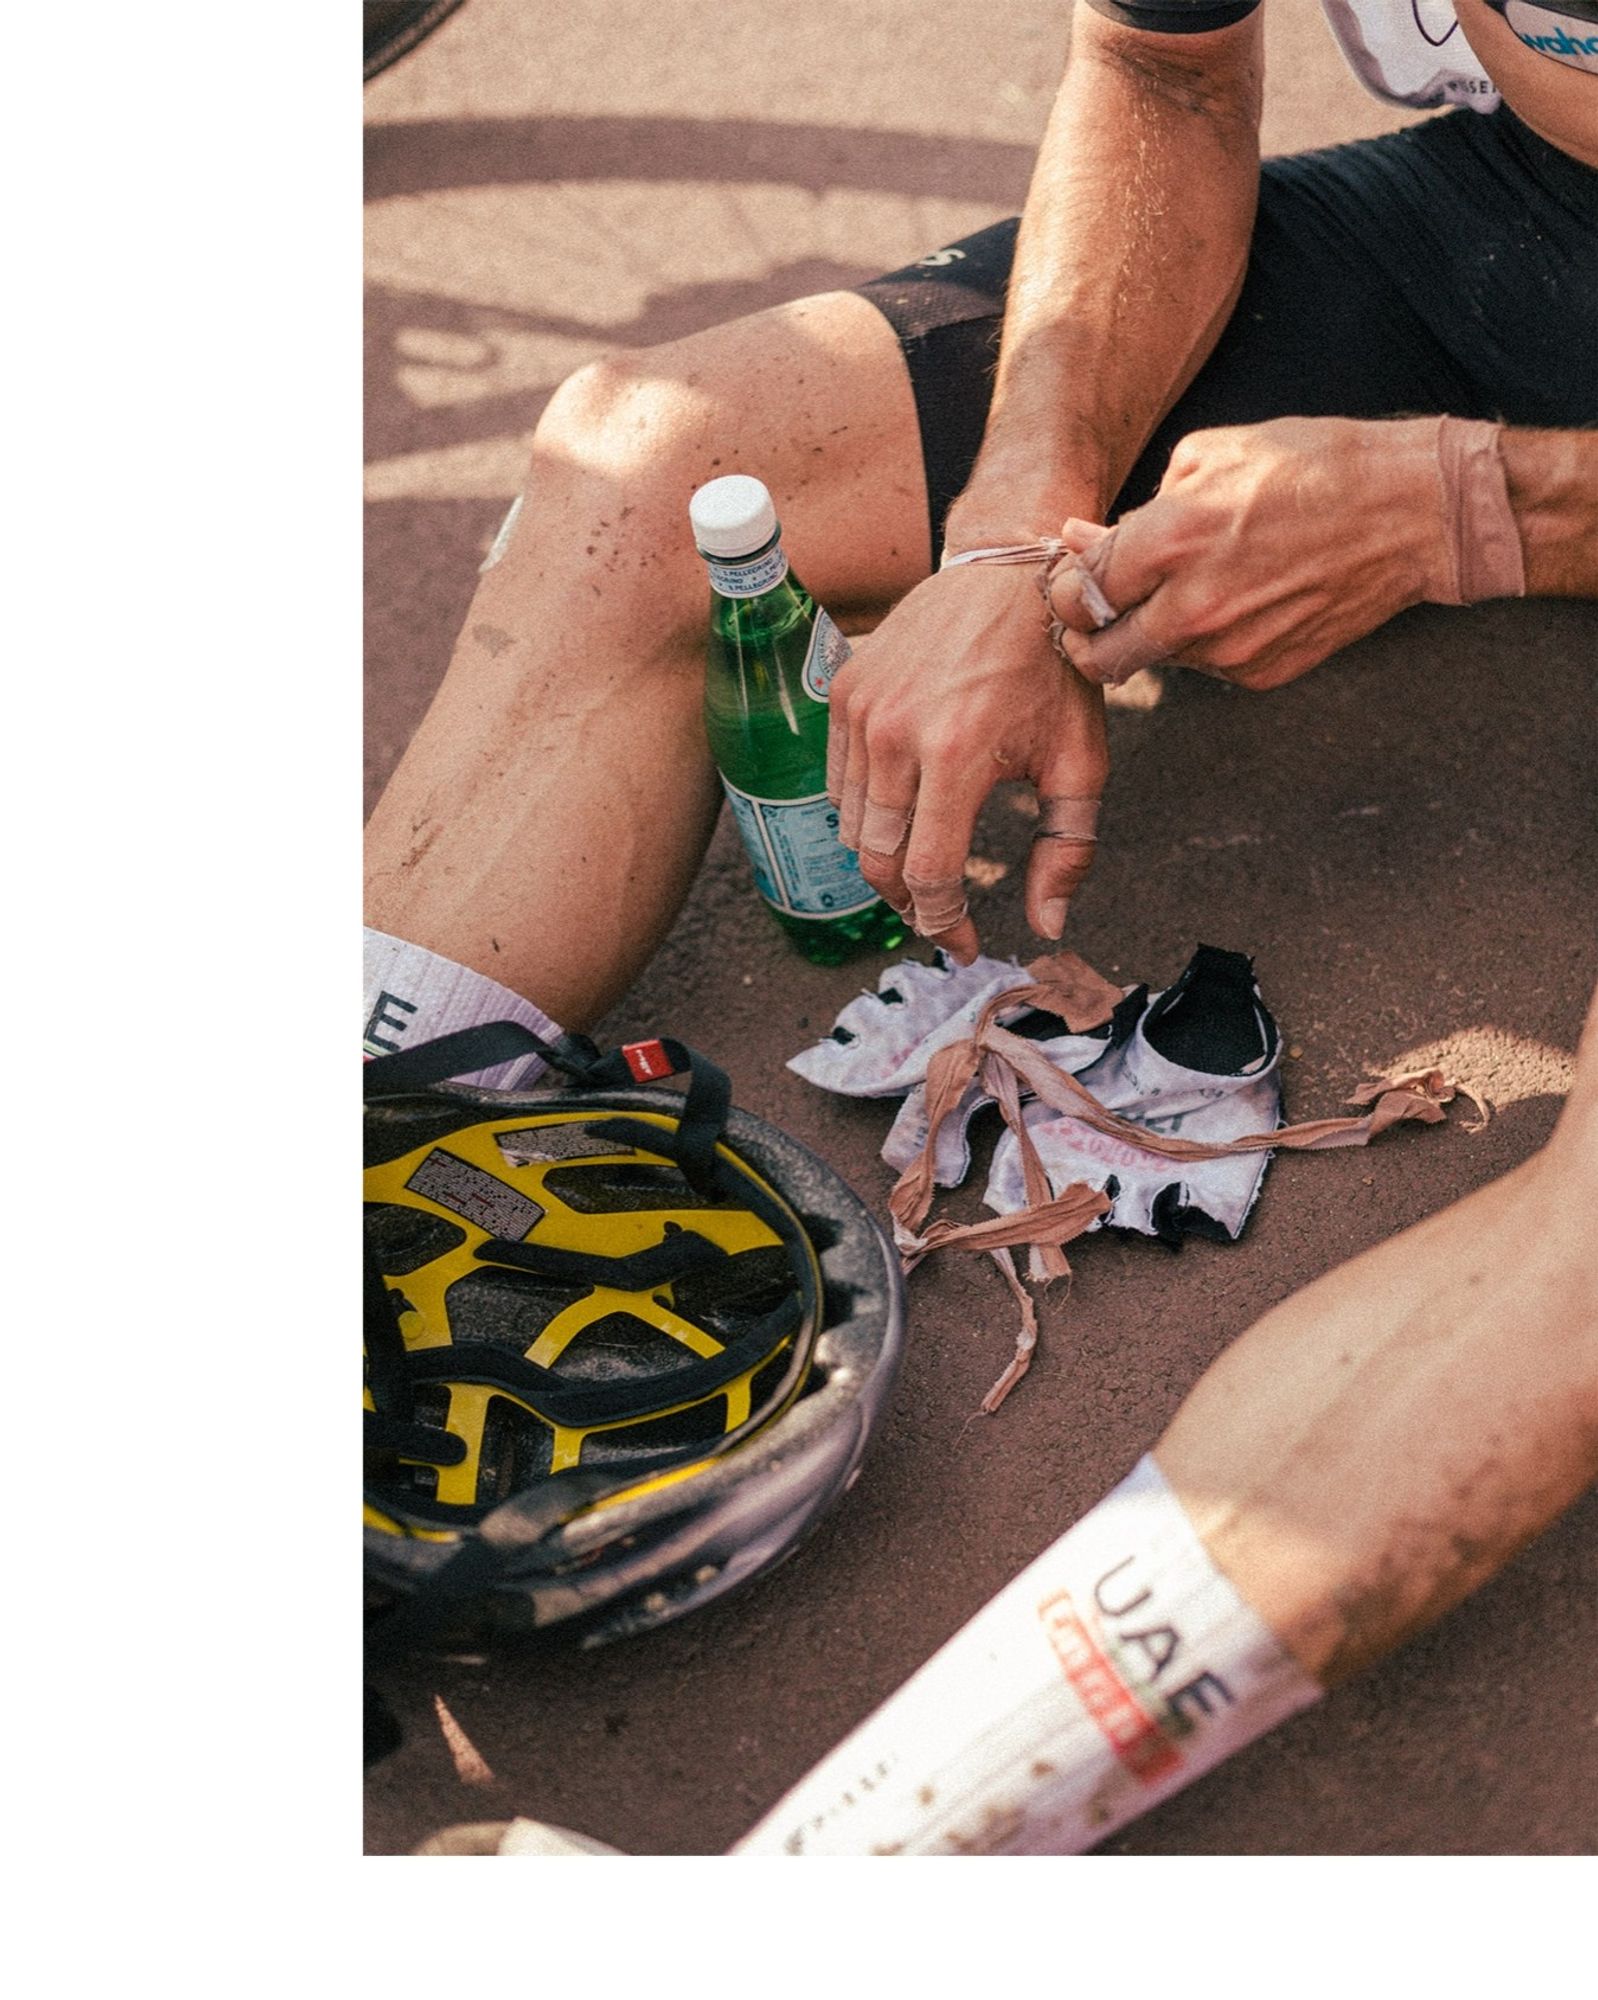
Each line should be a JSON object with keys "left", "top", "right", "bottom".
{"left": 733, "top": 1454, "right": 1320, "bottom": 1855}
{"left": 362, "top": 927, "right": 562, "bottom": 1090}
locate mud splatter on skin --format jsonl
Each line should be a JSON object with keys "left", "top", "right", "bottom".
{"left": 402, "top": 819, "right": 440, "bottom": 870}
{"left": 1316, "top": 1458, "right": 1581, "bottom": 1687}
{"left": 471, "top": 623, "right": 517, "bottom": 659}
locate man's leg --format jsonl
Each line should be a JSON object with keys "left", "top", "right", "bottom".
{"left": 364, "top": 291, "right": 930, "bottom": 1032}
{"left": 426, "top": 1018, "right": 1597, "bottom": 1854}
{"left": 1157, "top": 988, "right": 1598, "bottom": 1690}
{"left": 728, "top": 996, "right": 1598, "bottom": 1853}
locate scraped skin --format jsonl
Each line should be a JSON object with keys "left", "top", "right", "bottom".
{"left": 365, "top": 292, "right": 929, "bottom": 1031}
{"left": 1156, "top": 987, "right": 1598, "bottom": 1688}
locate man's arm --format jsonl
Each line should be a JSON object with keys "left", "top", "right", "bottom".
{"left": 828, "top": 4, "right": 1265, "bottom": 960}
{"left": 947, "top": 2, "right": 1264, "bottom": 547}
{"left": 1049, "top": 420, "right": 1598, "bottom": 693}
{"left": 1502, "top": 428, "right": 1598, "bottom": 598}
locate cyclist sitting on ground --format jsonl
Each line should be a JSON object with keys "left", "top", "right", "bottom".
{"left": 365, "top": 0, "right": 1598, "bottom": 1851}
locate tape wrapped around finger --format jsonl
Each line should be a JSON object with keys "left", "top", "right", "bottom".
{"left": 1046, "top": 533, "right": 1119, "bottom": 632}
{"left": 1065, "top": 604, "right": 1170, "bottom": 688}
{"left": 859, "top": 798, "right": 913, "bottom": 857}
{"left": 837, "top": 779, "right": 868, "bottom": 850}
{"left": 905, "top": 881, "right": 971, "bottom": 938}
{"left": 1035, "top": 795, "right": 1100, "bottom": 844}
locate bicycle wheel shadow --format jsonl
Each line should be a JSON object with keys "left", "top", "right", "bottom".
{"left": 364, "top": 111, "right": 1034, "bottom": 204}
{"left": 364, "top": 115, "right": 1032, "bottom": 810}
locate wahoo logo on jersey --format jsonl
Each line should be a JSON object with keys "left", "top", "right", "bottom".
{"left": 1492, "top": 0, "right": 1598, "bottom": 68}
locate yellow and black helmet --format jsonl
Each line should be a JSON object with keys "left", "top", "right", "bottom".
{"left": 364, "top": 1021, "right": 904, "bottom": 1657}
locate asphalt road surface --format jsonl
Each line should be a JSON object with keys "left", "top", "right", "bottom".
{"left": 364, "top": 0, "right": 1597, "bottom": 1856}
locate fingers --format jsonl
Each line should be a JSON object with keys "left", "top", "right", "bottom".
{"left": 1048, "top": 500, "right": 1186, "bottom": 662}
{"left": 1046, "top": 523, "right": 1117, "bottom": 636}
{"left": 1027, "top": 803, "right": 1100, "bottom": 941}
{"left": 1025, "top": 687, "right": 1107, "bottom": 942}
{"left": 1059, "top": 594, "right": 1181, "bottom": 687}
{"left": 1049, "top": 526, "right": 1122, "bottom": 639}
{"left": 859, "top": 797, "right": 913, "bottom": 856}
{"left": 839, "top": 719, "right": 918, "bottom": 915}
{"left": 825, "top": 674, "right": 853, "bottom": 806}
{"left": 836, "top": 737, "right": 869, "bottom": 851}
{"left": 899, "top": 763, "right": 988, "bottom": 964}
{"left": 831, "top": 674, "right": 968, "bottom": 941}
{"left": 855, "top": 790, "right": 917, "bottom": 921}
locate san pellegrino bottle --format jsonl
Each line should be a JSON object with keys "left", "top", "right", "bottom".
{"left": 690, "top": 475, "right": 906, "bottom": 966}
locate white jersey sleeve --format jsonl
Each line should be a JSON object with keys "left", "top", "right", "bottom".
{"left": 1080, "top": 1, "right": 1508, "bottom": 111}
{"left": 1320, "top": 0, "right": 1500, "bottom": 110}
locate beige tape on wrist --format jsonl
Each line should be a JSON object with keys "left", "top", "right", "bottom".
{"left": 941, "top": 538, "right": 1117, "bottom": 662}
{"left": 1432, "top": 417, "right": 1527, "bottom": 605}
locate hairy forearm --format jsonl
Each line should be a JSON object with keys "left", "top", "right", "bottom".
{"left": 1501, "top": 427, "right": 1598, "bottom": 596}
{"left": 947, "top": 8, "right": 1262, "bottom": 545}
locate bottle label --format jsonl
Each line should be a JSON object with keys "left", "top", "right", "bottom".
{"left": 721, "top": 781, "right": 879, "bottom": 920}
{"left": 705, "top": 545, "right": 790, "bottom": 598}
{"left": 802, "top": 609, "right": 851, "bottom": 703}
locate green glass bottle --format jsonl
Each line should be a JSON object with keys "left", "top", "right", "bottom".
{"left": 690, "top": 474, "right": 906, "bottom": 966}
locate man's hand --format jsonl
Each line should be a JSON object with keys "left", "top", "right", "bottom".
{"left": 827, "top": 564, "right": 1108, "bottom": 965}
{"left": 1051, "top": 417, "right": 1449, "bottom": 691}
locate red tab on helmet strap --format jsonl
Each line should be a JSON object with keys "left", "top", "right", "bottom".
{"left": 622, "top": 1038, "right": 673, "bottom": 1083}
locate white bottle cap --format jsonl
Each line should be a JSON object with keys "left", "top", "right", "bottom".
{"left": 689, "top": 474, "right": 778, "bottom": 559}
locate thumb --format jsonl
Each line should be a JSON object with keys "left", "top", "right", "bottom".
{"left": 1025, "top": 706, "right": 1108, "bottom": 943}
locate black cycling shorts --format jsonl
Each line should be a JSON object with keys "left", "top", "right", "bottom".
{"left": 854, "top": 104, "right": 1598, "bottom": 560}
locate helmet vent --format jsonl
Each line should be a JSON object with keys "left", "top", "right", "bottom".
{"left": 443, "top": 1266, "right": 591, "bottom": 1348}
{"left": 542, "top": 1161, "right": 725, "bottom": 1213}
{"left": 365, "top": 1202, "right": 467, "bottom": 1276}
{"left": 549, "top": 1310, "right": 712, "bottom": 1385}
{"left": 671, "top": 1246, "right": 793, "bottom": 1338}
{"left": 580, "top": 1396, "right": 731, "bottom": 1465}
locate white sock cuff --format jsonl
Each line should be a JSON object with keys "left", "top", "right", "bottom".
{"left": 363, "top": 928, "right": 563, "bottom": 1091}
{"left": 733, "top": 1453, "right": 1321, "bottom": 1854}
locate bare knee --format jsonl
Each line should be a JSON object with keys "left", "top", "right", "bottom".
{"left": 460, "top": 348, "right": 723, "bottom": 674}
{"left": 533, "top": 349, "right": 716, "bottom": 527}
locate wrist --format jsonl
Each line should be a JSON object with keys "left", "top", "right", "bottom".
{"left": 1401, "top": 416, "right": 1527, "bottom": 606}
{"left": 1379, "top": 417, "right": 1458, "bottom": 606}
{"left": 943, "top": 505, "right": 1069, "bottom": 556}
{"left": 1498, "top": 428, "right": 1597, "bottom": 597}
{"left": 946, "top": 452, "right": 1111, "bottom": 553}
